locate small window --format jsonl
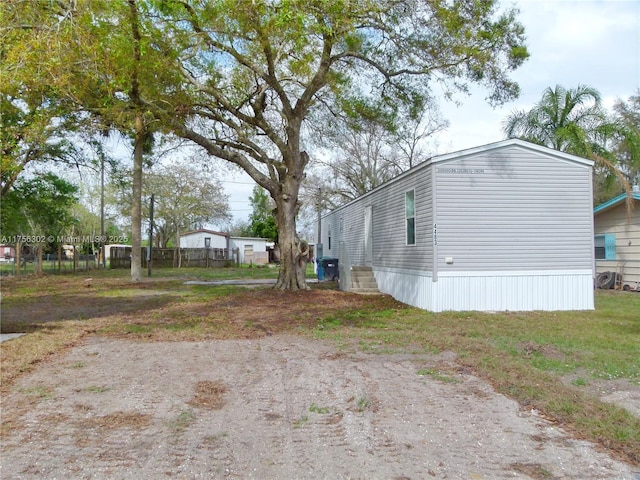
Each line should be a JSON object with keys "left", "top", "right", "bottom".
{"left": 328, "top": 223, "right": 332, "bottom": 250}
{"left": 405, "top": 190, "right": 415, "bottom": 245}
{"left": 594, "top": 234, "right": 615, "bottom": 260}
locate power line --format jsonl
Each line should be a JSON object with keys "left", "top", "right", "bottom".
{"left": 219, "top": 179, "right": 256, "bottom": 185}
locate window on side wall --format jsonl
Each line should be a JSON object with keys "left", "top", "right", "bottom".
{"left": 594, "top": 234, "right": 616, "bottom": 260}
{"left": 328, "top": 223, "right": 332, "bottom": 250}
{"left": 405, "top": 189, "right": 415, "bottom": 245}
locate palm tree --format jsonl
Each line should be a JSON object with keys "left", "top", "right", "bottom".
{"left": 503, "top": 85, "right": 608, "bottom": 154}
{"left": 503, "top": 85, "right": 638, "bottom": 203}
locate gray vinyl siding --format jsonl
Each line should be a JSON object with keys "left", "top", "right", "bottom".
{"left": 321, "top": 162, "right": 433, "bottom": 271}
{"left": 368, "top": 167, "right": 433, "bottom": 271}
{"left": 434, "top": 145, "right": 593, "bottom": 272}
{"left": 337, "top": 200, "right": 366, "bottom": 264}
{"left": 321, "top": 211, "right": 343, "bottom": 258}
{"left": 321, "top": 200, "right": 366, "bottom": 264}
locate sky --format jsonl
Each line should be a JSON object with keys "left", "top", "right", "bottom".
{"left": 435, "top": 0, "right": 640, "bottom": 152}
{"left": 220, "top": 0, "right": 640, "bottom": 225}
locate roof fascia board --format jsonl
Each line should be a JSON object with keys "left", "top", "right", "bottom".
{"left": 594, "top": 192, "right": 640, "bottom": 213}
{"left": 323, "top": 139, "right": 594, "bottom": 218}
{"left": 180, "top": 229, "right": 229, "bottom": 237}
{"left": 431, "top": 139, "right": 594, "bottom": 167}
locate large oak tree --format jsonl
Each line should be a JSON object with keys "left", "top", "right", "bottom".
{"left": 4, "top": 0, "right": 528, "bottom": 289}
{"left": 137, "top": 0, "right": 528, "bottom": 290}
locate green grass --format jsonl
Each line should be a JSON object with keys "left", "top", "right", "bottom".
{"left": 85, "top": 385, "right": 111, "bottom": 393}
{"left": 416, "top": 368, "right": 460, "bottom": 384}
{"left": 308, "top": 290, "right": 640, "bottom": 464}
{"left": 1, "top": 261, "right": 318, "bottom": 280}
{"left": 20, "top": 385, "right": 54, "bottom": 399}
{"left": 356, "top": 396, "right": 371, "bottom": 412}
{"left": 166, "top": 410, "right": 197, "bottom": 434}
{"left": 309, "top": 403, "right": 331, "bottom": 414}
{"left": 2, "top": 269, "right": 639, "bottom": 465}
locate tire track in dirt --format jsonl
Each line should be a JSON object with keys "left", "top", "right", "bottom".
{"left": 1, "top": 336, "right": 638, "bottom": 479}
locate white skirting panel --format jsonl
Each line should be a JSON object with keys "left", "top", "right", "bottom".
{"left": 373, "top": 268, "right": 594, "bottom": 312}
{"left": 373, "top": 267, "right": 434, "bottom": 310}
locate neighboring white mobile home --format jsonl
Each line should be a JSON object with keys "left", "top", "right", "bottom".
{"left": 179, "top": 229, "right": 229, "bottom": 249}
{"left": 179, "top": 229, "right": 270, "bottom": 265}
{"left": 229, "top": 236, "right": 269, "bottom": 265}
{"left": 593, "top": 189, "right": 640, "bottom": 289}
{"left": 320, "top": 139, "right": 595, "bottom": 312}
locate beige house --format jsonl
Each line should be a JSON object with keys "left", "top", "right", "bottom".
{"left": 593, "top": 189, "right": 640, "bottom": 290}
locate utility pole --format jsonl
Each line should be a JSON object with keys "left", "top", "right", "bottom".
{"left": 316, "top": 188, "right": 323, "bottom": 260}
{"left": 147, "top": 194, "right": 154, "bottom": 277}
{"left": 100, "top": 153, "right": 106, "bottom": 269}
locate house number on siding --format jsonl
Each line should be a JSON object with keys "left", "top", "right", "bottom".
{"left": 433, "top": 224, "right": 437, "bottom": 246}
{"left": 436, "top": 168, "right": 485, "bottom": 174}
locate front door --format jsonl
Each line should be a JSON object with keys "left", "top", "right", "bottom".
{"left": 364, "top": 205, "right": 373, "bottom": 265}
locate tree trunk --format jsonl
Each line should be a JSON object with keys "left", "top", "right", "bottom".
{"left": 273, "top": 187, "right": 309, "bottom": 291}
{"left": 128, "top": 0, "right": 144, "bottom": 283}
{"left": 15, "top": 242, "right": 21, "bottom": 275}
{"left": 130, "top": 113, "right": 144, "bottom": 282}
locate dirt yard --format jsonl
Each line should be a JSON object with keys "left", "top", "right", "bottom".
{"left": 1, "top": 333, "right": 639, "bottom": 479}
{"left": 1, "top": 279, "right": 639, "bottom": 479}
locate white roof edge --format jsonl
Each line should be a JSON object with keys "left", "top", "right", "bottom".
{"left": 229, "top": 236, "right": 269, "bottom": 241}
{"left": 180, "top": 229, "right": 228, "bottom": 237}
{"left": 430, "top": 139, "right": 594, "bottom": 167}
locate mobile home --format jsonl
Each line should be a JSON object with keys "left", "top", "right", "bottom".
{"left": 320, "top": 139, "right": 595, "bottom": 311}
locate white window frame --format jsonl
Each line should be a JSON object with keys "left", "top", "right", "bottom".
{"left": 405, "top": 189, "right": 416, "bottom": 246}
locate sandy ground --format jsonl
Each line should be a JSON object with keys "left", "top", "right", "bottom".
{"left": 2, "top": 335, "right": 639, "bottom": 480}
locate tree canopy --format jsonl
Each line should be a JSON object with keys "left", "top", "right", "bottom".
{"left": 143, "top": 162, "right": 231, "bottom": 248}
{"left": 503, "top": 85, "right": 609, "bottom": 155}
{"left": 1, "top": 173, "right": 79, "bottom": 273}
{"left": 3, "top": 0, "right": 529, "bottom": 289}
{"left": 1, "top": 0, "right": 180, "bottom": 281}
{"left": 503, "top": 85, "right": 640, "bottom": 204}
{"left": 309, "top": 105, "right": 448, "bottom": 206}
{"left": 248, "top": 186, "right": 278, "bottom": 242}
{"left": 611, "top": 91, "right": 640, "bottom": 190}
{"left": 138, "top": 0, "right": 528, "bottom": 289}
